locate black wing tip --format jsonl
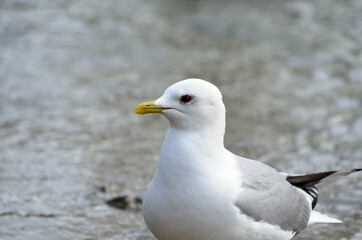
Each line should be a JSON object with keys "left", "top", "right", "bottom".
{"left": 287, "top": 168, "right": 362, "bottom": 188}
{"left": 286, "top": 171, "right": 335, "bottom": 188}
{"left": 337, "top": 168, "right": 362, "bottom": 176}
{"left": 302, "top": 186, "right": 319, "bottom": 209}
{"left": 339, "top": 168, "right": 362, "bottom": 173}
{"left": 288, "top": 168, "right": 361, "bottom": 209}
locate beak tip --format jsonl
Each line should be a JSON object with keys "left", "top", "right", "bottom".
{"left": 133, "top": 100, "right": 157, "bottom": 115}
{"left": 132, "top": 100, "right": 168, "bottom": 115}
{"left": 132, "top": 108, "right": 141, "bottom": 115}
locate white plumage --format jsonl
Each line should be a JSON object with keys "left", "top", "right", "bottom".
{"left": 133, "top": 79, "right": 359, "bottom": 240}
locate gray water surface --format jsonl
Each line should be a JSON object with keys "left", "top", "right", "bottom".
{"left": 1, "top": 0, "right": 362, "bottom": 239}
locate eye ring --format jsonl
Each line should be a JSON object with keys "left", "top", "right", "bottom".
{"left": 180, "top": 94, "right": 193, "bottom": 104}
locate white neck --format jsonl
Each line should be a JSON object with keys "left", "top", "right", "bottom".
{"left": 153, "top": 125, "right": 229, "bottom": 186}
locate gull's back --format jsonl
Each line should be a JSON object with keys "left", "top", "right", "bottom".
{"left": 235, "top": 156, "right": 311, "bottom": 234}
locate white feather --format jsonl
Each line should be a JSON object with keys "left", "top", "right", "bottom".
{"left": 308, "top": 211, "right": 342, "bottom": 225}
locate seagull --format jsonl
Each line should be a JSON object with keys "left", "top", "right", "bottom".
{"left": 133, "top": 78, "right": 361, "bottom": 240}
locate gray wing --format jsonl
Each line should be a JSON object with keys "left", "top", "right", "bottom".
{"left": 235, "top": 157, "right": 311, "bottom": 233}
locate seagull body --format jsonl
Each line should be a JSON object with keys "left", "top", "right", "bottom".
{"left": 133, "top": 79, "right": 360, "bottom": 240}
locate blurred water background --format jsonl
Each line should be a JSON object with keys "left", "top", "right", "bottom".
{"left": 1, "top": 0, "right": 362, "bottom": 239}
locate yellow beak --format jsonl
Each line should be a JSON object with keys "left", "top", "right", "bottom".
{"left": 133, "top": 100, "right": 170, "bottom": 114}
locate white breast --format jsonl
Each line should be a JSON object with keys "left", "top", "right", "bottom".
{"left": 142, "top": 130, "right": 294, "bottom": 240}
{"left": 143, "top": 166, "right": 242, "bottom": 240}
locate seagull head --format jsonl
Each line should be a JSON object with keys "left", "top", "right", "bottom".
{"left": 133, "top": 79, "right": 226, "bottom": 131}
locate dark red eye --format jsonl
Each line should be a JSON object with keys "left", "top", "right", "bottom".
{"left": 180, "top": 94, "right": 193, "bottom": 104}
